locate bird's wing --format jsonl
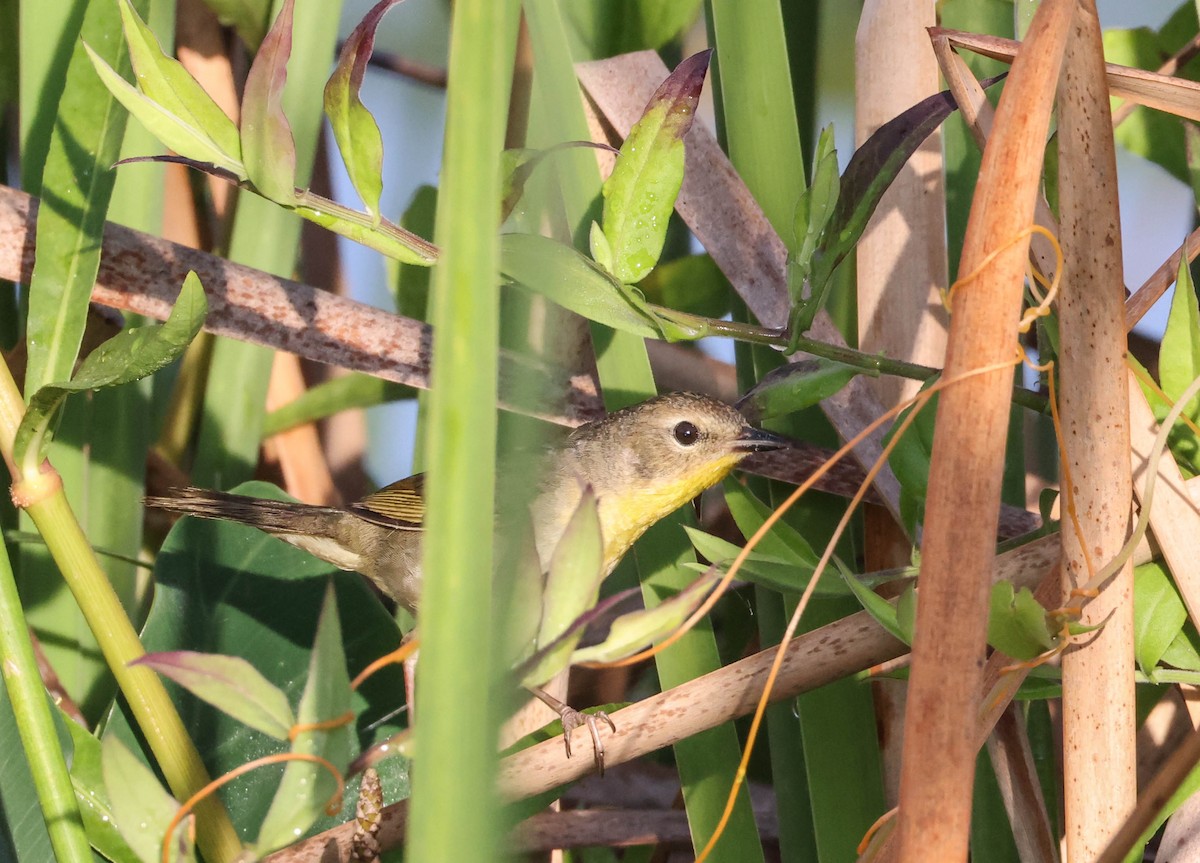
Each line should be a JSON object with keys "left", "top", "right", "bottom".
{"left": 347, "top": 474, "right": 425, "bottom": 530}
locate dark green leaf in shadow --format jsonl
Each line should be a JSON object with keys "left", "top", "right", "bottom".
{"left": 242, "top": 0, "right": 298, "bottom": 202}
{"left": 736, "top": 358, "right": 863, "bottom": 423}
{"left": 15, "top": 273, "right": 207, "bottom": 471}
{"left": 884, "top": 382, "right": 940, "bottom": 534}
{"left": 103, "top": 736, "right": 192, "bottom": 863}
{"left": 565, "top": 0, "right": 702, "bottom": 58}
{"left": 501, "top": 142, "right": 617, "bottom": 223}
{"left": 255, "top": 584, "right": 353, "bottom": 853}
{"left": 1134, "top": 561, "right": 1188, "bottom": 677}
{"left": 131, "top": 652, "right": 295, "bottom": 740}
{"left": 637, "top": 253, "right": 732, "bottom": 319}
{"left": 501, "top": 232, "right": 661, "bottom": 338}
{"left": 601, "top": 49, "right": 711, "bottom": 284}
{"left": 788, "top": 124, "right": 839, "bottom": 295}
{"left": 106, "top": 482, "right": 410, "bottom": 841}
{"left": 325, "top": 0, "right": 399, "bottom": 219}
{"left": 987, "top": 581, "right": 1055, "bottom": 662}
{"left": 262, "top": 373, "right": 414, "bottom": 437}
{"left": 201, "top": 0, "right": 273, "bottom": 50}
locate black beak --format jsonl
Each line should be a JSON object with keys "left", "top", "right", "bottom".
{"left": 734, "top": 426, "right": 792, "bottom": 453}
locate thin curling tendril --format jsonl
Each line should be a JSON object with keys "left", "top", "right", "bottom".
{"left": 160, "top": 752, "right": 345, "bottom": 863}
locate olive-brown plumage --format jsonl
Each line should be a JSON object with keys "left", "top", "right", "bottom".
{"left": 146, "top": 392, "right": 787, "bottom": 614}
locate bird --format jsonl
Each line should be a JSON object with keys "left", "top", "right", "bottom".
{"left": 146, "top": 391, "right": 790, "bottom": 768}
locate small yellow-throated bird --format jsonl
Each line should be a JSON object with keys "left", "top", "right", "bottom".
{"left": 146, "top": 392, "right": 789, "bottom": 767}
{"left": 147, "top": 392, "right": 787, "bottom": 612}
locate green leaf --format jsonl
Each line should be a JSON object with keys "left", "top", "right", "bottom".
{"left": 1162, "top": 622, "right": 1200, "bottom": 671}
{"left": 896, "top": 582, "right": 917, "bottom": 642}
{"left": 14, "top": 273, "right": 207, "bottom": 471}
{"left": 588, "top": 220, "right": 615, "bottom": 275}
{"left": 721, "top": 480, "right": 820, "bottom": 567}
{"left": 601, "top": 49, "right": 710, "bottom": 283}
{"left": 737, "top": 358, "right": 863, "bottom": 423}
{"left": 1158, "top": 251, "right": 1200, "bottom": 471}
{"left": 565, "top": 0, "right": 702, "bottom": 57}
{"left": 291, "top": 197, "right": 440, "bottom": 266}
{"left": 790, "top": 124, "right": 839, "bottom": 290}
{"left": 105, "top": 482, "right": 410, "bottom": 841}
{"left": 241, "top": 0, "right": 298, "bottom": 202}
{"left": 103, "top": 736, "right": 192, "bottom": 863}
{"left": 85, "top": 46, "right": 247, "bottom": 179}
{"left": 987, "top": 581, "right": 1056, "bottom": 661}
{"left": 255, "top": 584, "right": 353, "bottom": 853}
{"left": 794, "top": 81, "right": 989, "bottom": 335}
{"left": 884, "top": 382, "right": 940, "bottom": 532}
{"left": 132, "top": 652, "right": 296, "bottom": 740}
{"left": 683, "top": 526, "right": 845, "bottom": 596}
{"left": 1134, "top": 561, "right": 1188, "bottom": 676}
{"left": 840, "top": 568, "right": 911, "bottom": 645}
{"left": 569, "top": 571, "right": 718, "bottom": 664}
{"left": 501, "top": 232, "right": 661, "bottom": 338}
{"left": 115, "top": 0, "right": 242, "bottom": 167}
{"left": 324, "top": 0, "right": 397, "bottom": 219}
{"left": 23, "top": 0, "right": 142, "bottom": 395}
{"left": 62, "top": 719, "right": 140, "bottom": 863}
{"left": 637, "top": 253, "right": 732, "bottom": 319}
{"left": 201, "top": 0, "right": 273, "bottom": 50}
{"left": 262, "top": 373, "right": 414, "bottom": 437}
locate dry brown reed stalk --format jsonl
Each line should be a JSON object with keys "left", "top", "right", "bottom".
{"left": 1055, "top": 2, "right": 1137, "bottom": 858}
{"left": 892, "top": 2, "right": 1073, "bottom": 861}
{"left": 855, "top": 0, "right": 949, "bottom": 806}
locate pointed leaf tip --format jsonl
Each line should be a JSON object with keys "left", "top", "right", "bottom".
{"left": 646, "top": 48, "right": 712, "bottom": 131}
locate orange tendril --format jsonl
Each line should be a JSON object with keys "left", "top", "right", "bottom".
{"left": 160, "top": 751, "right": 344, "bottom": 863}
{"left": 289, "top": 711, "right": 355, "bottom": 741}
{"left": 352, "top": 637, "right": 420, "bottom": 691}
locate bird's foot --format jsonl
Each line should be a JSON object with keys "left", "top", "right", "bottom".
{"left": 527, "top": 686, "right": 617, "bottom": 775}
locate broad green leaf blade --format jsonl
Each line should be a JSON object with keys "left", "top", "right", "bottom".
{"left": 1134, "top": 561, "right": 1188, "bottom": 676}
{"left": 116, "top": 0, "right": 242, "bottom": 165}
{"left": 1160, "top": 228, "right": 1200, "bottom": 420}
{"left": 324, "top": 0, "right": 397, "bottom": 218}
{"left": 131, "top": 652, "right": 296, "bottom": 740}
{"left": 23, "top": 0, "right": 142, "bottom": 395}
{"left": 987, "top": 581, "right": 1056, "bottom": 661}
{"left": 737, "top": 358, "right": 863, "bottom": 423}
{"left": 85, "top": 47, "right": 247, "bottom": 179}
{"left": 501, "top": 232, "right": 661, "bottom": 337}
{"left": 104, "top": 482, "right": 410, "bottom": 841}
{"left": 102, "top": 736, "right": 192, "bottom": 863}
{"left": 601, "top": 49, "right": 710, "bottom": 284}
{"left": 241, "top": 0, "right": 298, "bottom": 202}
{"left": 569, "top": 570, "right": 718, "bottom": 664}
{"left": 14, "top": 274, "right": 207, "bottom": 470}
{"left": 62, "top": 719, "right": 140, "bottom": 863}
{"left": 255, "top": 585, "right": 353, "bottom": 853}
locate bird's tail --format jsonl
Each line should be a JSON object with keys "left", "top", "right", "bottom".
{"left": 145, "top": 487, "right": 341, "bottom": 537}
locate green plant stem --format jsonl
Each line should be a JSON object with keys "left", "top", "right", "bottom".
{"left": 0, "top": 539, "right": 91, "bottom": 863}
{"left": 659, "top": 308, "right": 1051, "bottom": 414}
{"left": 0, "top": 355, "right": 241, "bottom": 863}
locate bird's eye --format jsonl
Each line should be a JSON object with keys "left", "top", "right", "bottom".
{"left": 673, "top": 421, "right": 699, "bottom": 446}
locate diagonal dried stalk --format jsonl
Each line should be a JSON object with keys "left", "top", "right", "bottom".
{"left": 0, "top": 184, "right": 602, "bottom": 425}
{"left": 893, "top": 2, "right": 1073, "bottom": 860}
{"left": 1056, "top": 3, "right": 1136, "bottom": 858}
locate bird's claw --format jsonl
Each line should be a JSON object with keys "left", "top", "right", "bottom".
{"left": 560, "top": 707, "right": 617, "bottom": 775}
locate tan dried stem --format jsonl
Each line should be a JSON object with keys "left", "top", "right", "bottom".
{"left": 894, "top": 2, "right": 1073, "bottom": 861}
